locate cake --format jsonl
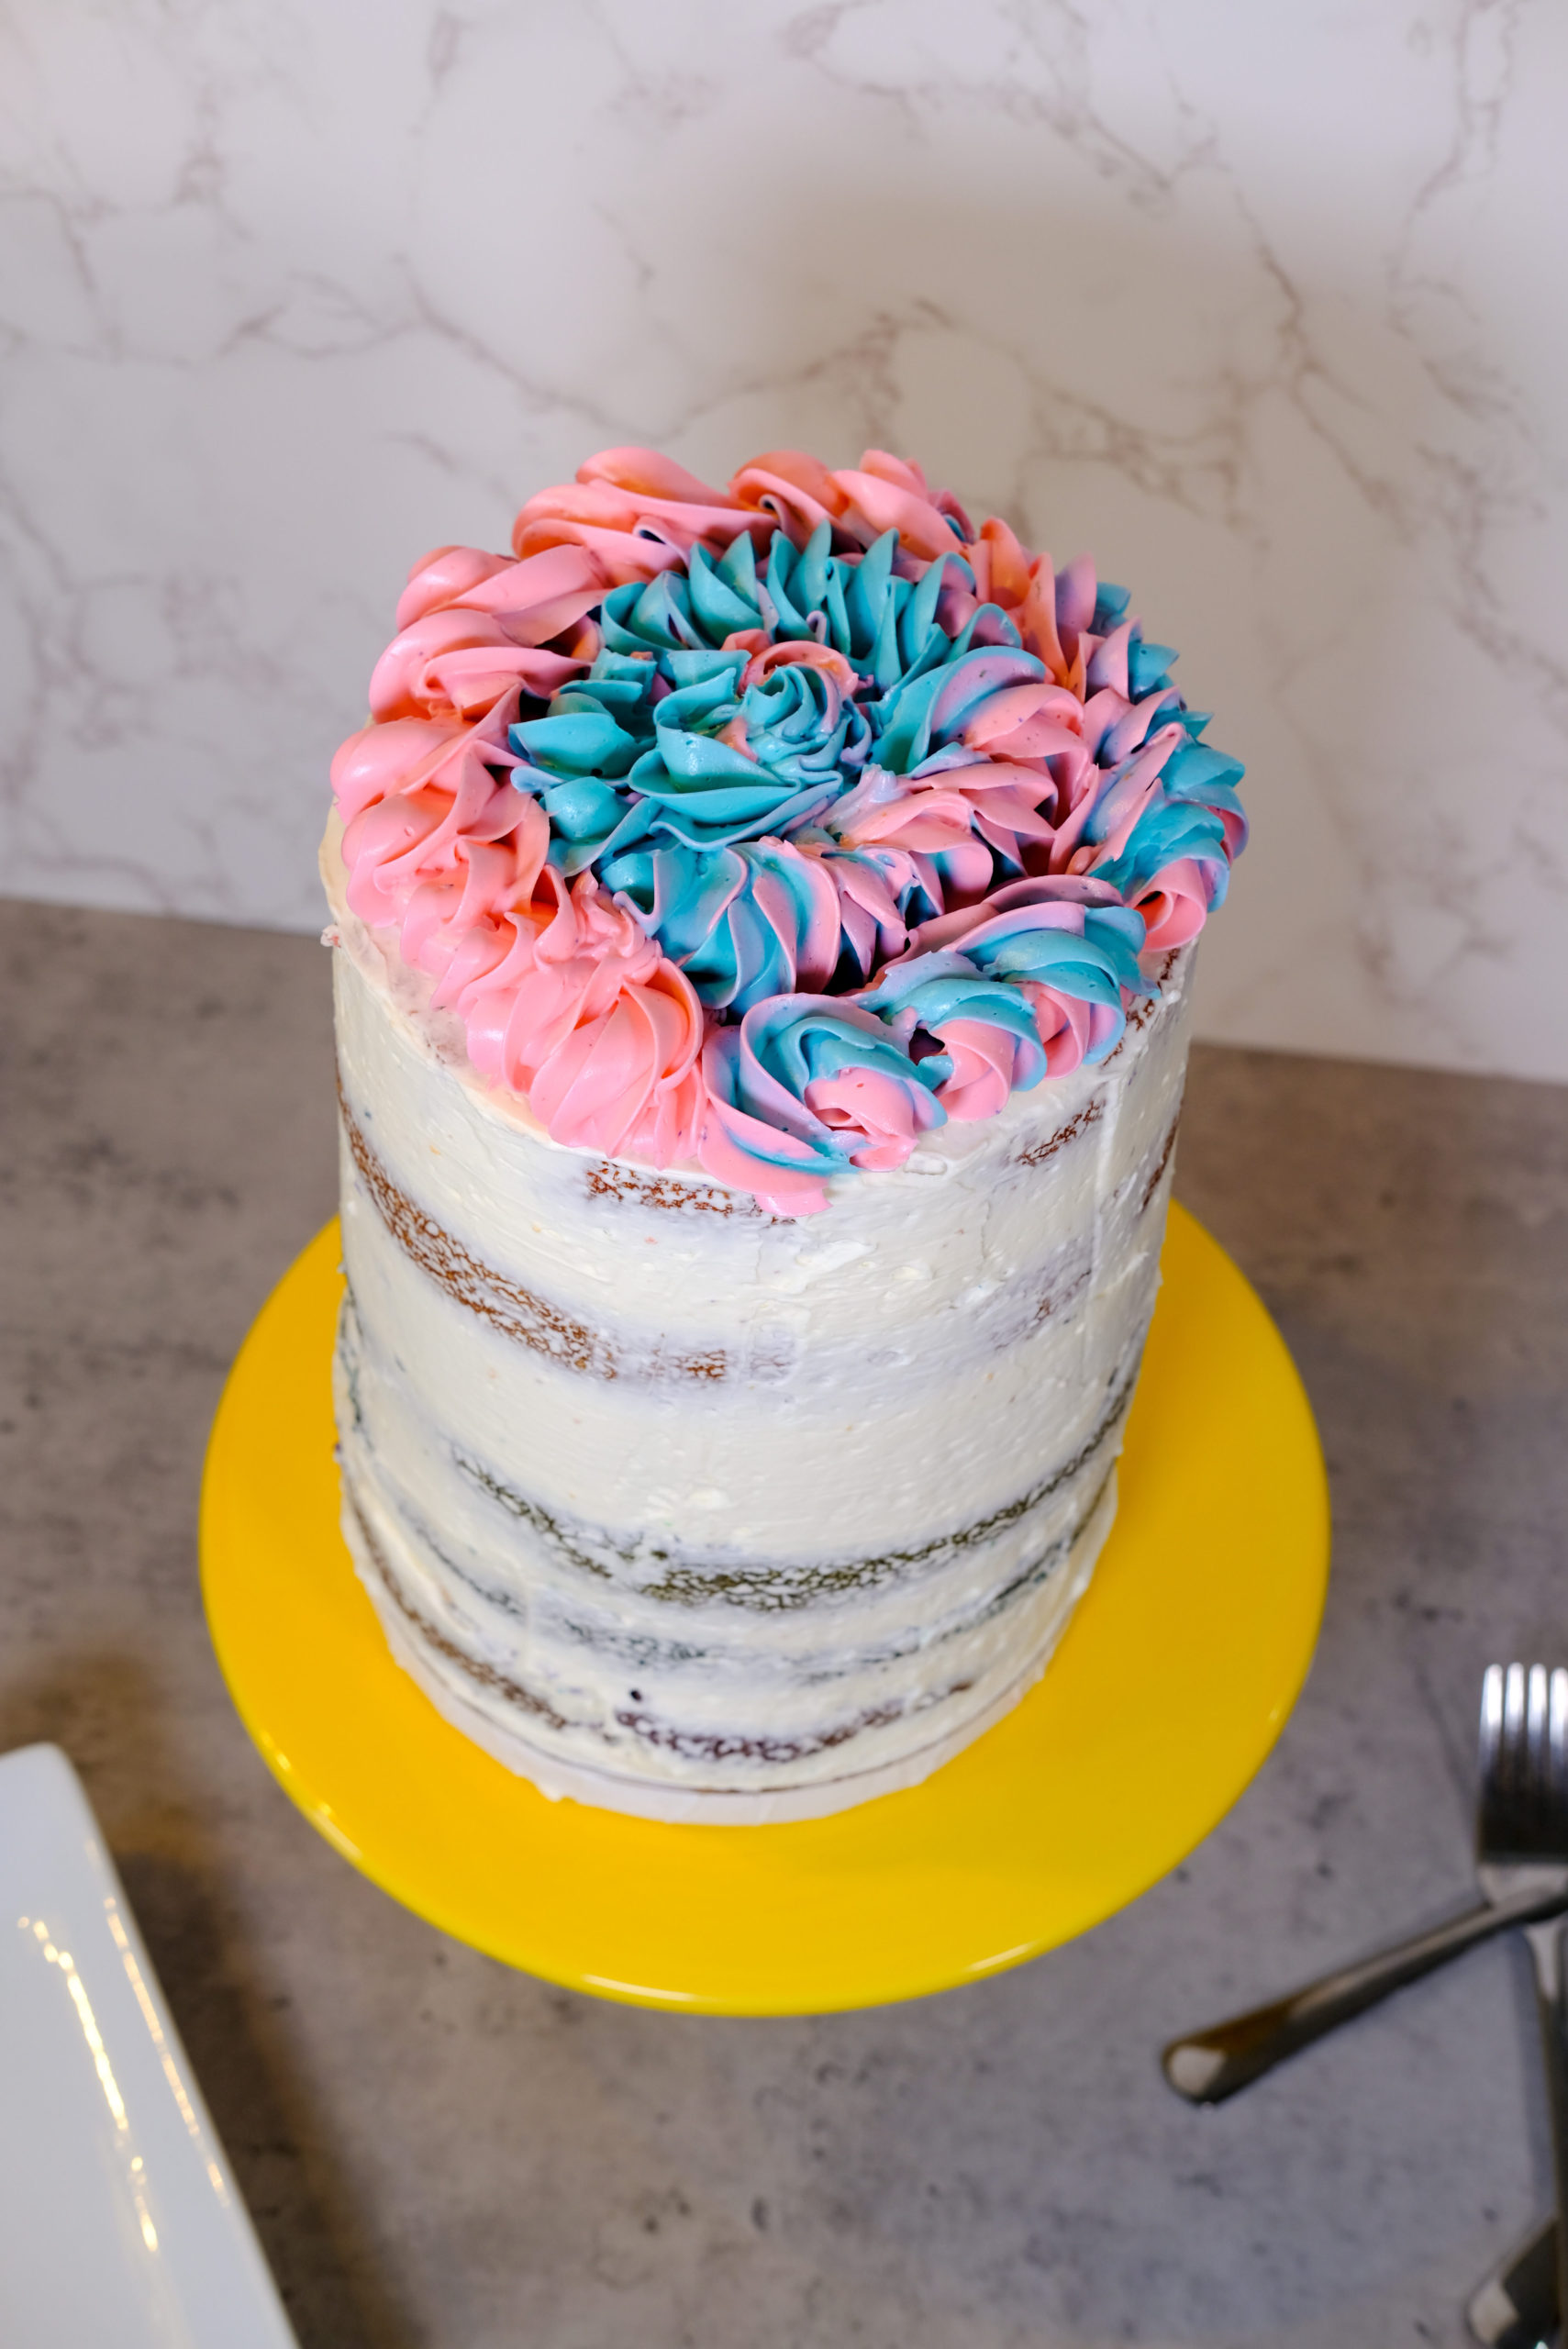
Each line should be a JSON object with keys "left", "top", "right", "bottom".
{"left": 324, "top": 446, "right": 1245, "bottom": 1823}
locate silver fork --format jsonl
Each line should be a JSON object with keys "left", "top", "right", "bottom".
{"left": 1474, "top": 1664, "right": 1568, "bottom": 2345}
{"left": 1163, "top": 1665, "right": 1568, "bottom": 2109}
{"left": 1166, "top": 1668, "right": 1568, "bottom": 2349}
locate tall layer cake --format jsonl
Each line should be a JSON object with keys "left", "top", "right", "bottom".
{"left": 325, "top": 446, "right": 1245, "bottom": 1822}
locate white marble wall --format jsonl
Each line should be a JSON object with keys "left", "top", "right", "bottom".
{"left": 2, "top": 1, "right": 1564, "bottom": 1079}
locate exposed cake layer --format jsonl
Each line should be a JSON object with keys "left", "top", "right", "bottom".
{"left": 338, "top": 1459, "right": 1118, "bottom": 1824}
{"left": 326, "top": 848, "right": 1192, "bottom": 1818}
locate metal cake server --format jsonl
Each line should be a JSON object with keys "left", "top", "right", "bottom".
{"left": 1162, "top": 1665, "right": 1568, "bottom": 2108}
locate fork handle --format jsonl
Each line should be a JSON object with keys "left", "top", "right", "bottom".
{"left": 1465, "top": 2212, "right": 1557, "bottom": 2349}
{"left": 1523, "top": 1920, "right": 1568, "bottom": 2349}
{"left": 1162, "top": 1885, "right": 1567, "bottom": 2106}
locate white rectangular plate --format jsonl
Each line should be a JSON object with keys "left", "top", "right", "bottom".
{"left": 0, "top": 1742, "right": 299, "bottom": 2347}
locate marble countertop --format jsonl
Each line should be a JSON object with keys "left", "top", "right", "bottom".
{"left": 5, "top": 893, "right": 1568, "bottom": 2349}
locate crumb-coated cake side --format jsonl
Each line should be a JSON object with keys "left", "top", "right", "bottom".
{"left": 327, "top": 845, "right": 1191, "bottom": 1822}
{"left": 323, "top": 441, "right": 1244, "bottom": 1821}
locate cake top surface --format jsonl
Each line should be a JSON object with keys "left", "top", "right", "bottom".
{"left": 329, "top": 446, "right": 1244, "bottom": 1213}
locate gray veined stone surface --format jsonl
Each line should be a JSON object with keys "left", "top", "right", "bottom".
{"left": 3, "top": 891, "right": 1568, "bottom": 2348}
{"left": 6, "top": 3, "right": 1568, "bottom": 1086}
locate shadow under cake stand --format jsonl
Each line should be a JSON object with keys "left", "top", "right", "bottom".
{"left": 200, "top": 1202, "right": 1329, "bottom": 2017}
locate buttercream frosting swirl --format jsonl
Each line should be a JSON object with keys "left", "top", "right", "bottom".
{"left": 330, "top": 446, "right": 1246, "bottom": 1212}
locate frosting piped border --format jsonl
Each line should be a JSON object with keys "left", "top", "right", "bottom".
{"left": 331, "top": 445, "right": 1243, "bottom": 1212}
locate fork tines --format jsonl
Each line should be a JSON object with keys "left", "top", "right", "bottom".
{"left": 1478, "top": 1664, "right": 1568, "bottom": 1861}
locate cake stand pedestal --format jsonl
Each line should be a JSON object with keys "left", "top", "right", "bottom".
{"left": 200, "top": 1203, "right": 1328, "bottom": 2017}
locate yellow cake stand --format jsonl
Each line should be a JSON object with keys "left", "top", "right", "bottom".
{"left": 201, "top": 1205, "right": 1328, "bottom": 2015}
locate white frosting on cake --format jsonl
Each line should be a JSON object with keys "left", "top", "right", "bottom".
{"left": 323, "top": 831, "right": 1192, "bottom": 1822}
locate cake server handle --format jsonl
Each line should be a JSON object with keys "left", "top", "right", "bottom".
{"left": 1162, "top": 1883, "right": 1568, "bottom": 2106}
